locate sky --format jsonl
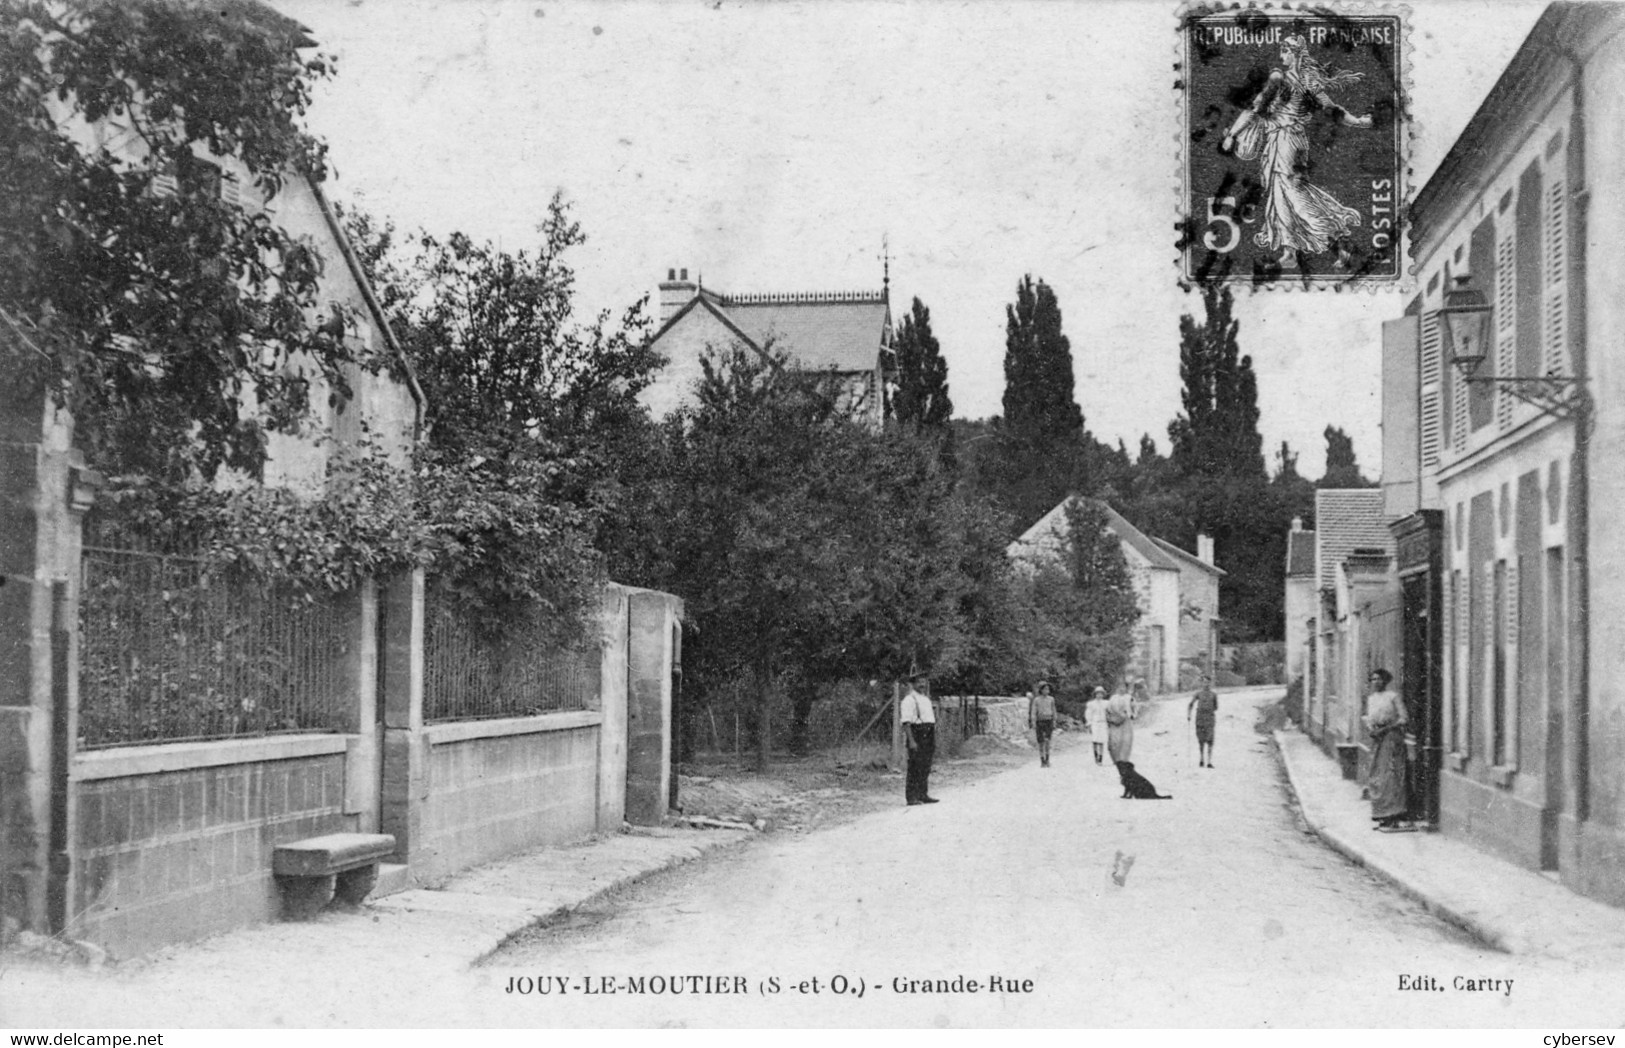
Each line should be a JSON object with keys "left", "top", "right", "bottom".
{"left": 275, "top": 0, "right": 1548, "bottom": 478}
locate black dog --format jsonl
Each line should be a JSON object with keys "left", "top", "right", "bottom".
{"left": 1116, "top": 761, "right": 1172, "bottom": 800}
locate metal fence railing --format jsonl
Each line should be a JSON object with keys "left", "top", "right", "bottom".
{"left": 422, "top": 583, "right": 599, "bottom": 723}
{"left": 79, "top": 543, "right": 353, "bottom": 749}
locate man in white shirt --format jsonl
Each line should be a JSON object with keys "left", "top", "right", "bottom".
{"left": 900, "top": 672, "right": 938, "bottom": 805}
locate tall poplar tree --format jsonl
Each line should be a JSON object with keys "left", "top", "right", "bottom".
{"left": 1002, "top": 275, "right": 1083, "bottom": 443}
{"left": 892, "top": 296, "right": 952, "bottom": 431}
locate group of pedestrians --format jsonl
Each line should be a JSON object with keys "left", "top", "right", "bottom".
{"left": 1023, "top": 677, "right": 1219, "bottom": 771}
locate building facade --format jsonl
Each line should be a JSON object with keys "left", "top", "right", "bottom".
{"left": 1009, "top": 497, "right": 1219, "bottom": 693}
{"left": 643, "top": 269, "right": 894, "bottom": 427}
{"left": 1380, "top": 2, "right": 1625, "bottom": 904}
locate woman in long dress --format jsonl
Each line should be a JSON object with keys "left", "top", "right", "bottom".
{"left": 1362, "top": 668, "right": 1409, "bottom": 830}
{"left": 1104, "top": 683, "right": 1137, "bottom": 765}
{"left": 1222, "top": 33, "right": 1375, "bottom": 269}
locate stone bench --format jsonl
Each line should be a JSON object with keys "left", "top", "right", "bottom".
{"left": 273, "top": 832, "right": 397, "bottom": 920}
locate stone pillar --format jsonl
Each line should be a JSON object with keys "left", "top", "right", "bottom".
{"left": 378, "top": 570, "right": 426, "bottom": 865}
{"left": 0, "top": 371, "right": 76, "bottom": 936}
{"left": 625, "top": 590, "right": 680, "bottom": 826}
{"left": 595, "top": 585, "right": 630, "bottom": 831}
{"left": 341, "top": 579, "right": 381, "bottom": 829}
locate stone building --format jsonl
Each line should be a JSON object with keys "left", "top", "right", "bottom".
{"left": 1377, "top": 2, "right": 1625, "bottom": 905}
{"left": 1009, "top": 497, "right": 1220, "bottom": 693}
{"left": 642, "top": 268, "right": 894, "bottom": 426}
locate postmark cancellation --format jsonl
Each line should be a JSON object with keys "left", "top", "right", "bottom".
{"left": 1179, "top": 4, "right": 1410, "bottom": 289}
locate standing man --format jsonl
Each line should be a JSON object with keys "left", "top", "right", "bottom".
{"left": 1188, "top": 676, "right": 1219, "bottom": 768}
{"left": 901, "top": 672, "right": 939, "bottom": 805}
{"left": 1029, "top": 681, "right": 1057, "bottom": 767}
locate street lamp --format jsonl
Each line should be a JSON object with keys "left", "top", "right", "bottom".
{"left": 1439, "top": 275, "right": 1491, "bottom": 376}
{"left": 1438, "top": 274, "right": 1588, "bottom": 420}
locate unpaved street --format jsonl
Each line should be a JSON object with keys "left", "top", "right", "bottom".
{"left": 480, "top": 689, "right": 1622, "bottom": 1027}
{"left": 9, "top": 689, "right": 1622, "bottom": 1028}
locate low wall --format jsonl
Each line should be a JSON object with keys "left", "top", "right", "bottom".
{"left": 415, "top": 713, "right": 602, "bottom": 884}
{"left": 70, "top": 736, "right": 355, "bottom": 959}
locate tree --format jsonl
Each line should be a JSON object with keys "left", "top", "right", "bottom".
{"left": 1169, "top": 284, "right": 1264, "bottom": 480}
{"left": 634, "top": 345, "right": 974, "bottom": 767}
{"left": 1319, "top": 425, "right": 1372, "bottom": 487}
{"left": 891, "top": 296, "right": 952, "bottom": 432}
{"left": 340, "top": 194, "right": 655, "bottom": 466}
{"left": 0, "top": 1, "right": 354, "bottom": 482}
{"left": 1163, "top": 286, "right": 1279, "bottom": 642}
{"left": 1002, "top": 275, "right": 1082, "bottom": 444}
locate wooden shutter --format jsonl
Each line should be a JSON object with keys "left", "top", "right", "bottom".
{"left": 1420, "top": 311, "right": 1442, "bottom": 470}
{"left": 1543, "top": 175, "right": 1567, "bottom": 376}
{"left": 1496, "top": 234, "right": 1516, "bottom": 429}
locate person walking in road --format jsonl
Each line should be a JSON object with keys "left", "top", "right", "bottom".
{"left": 901, "top": 672, "right": 938, "bottom": 805}
{"left": 1104, "top": 681, "right": 1136, "bottom": 765}
{"left": 1188, "top": 677, "right": 1219, "bottom": 768}
{"left": 1029, "top": 681, "right": 1057, "bottom": 767}
{"left": 1085, "top": 686, "right": 1108, "bottom": 765}
{"left": 1363, "top": 668, "right": 1409, "bottom": 830}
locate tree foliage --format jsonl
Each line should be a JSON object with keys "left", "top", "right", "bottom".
{"left": 1002, "top": 275, "right": 1082, "bottom": 445}
{"left": 1318, "top": 425, "right": 1372, "bottom": 488}
{"left": 0, "top": 0, "right": 355, "bottom": 482}
{"left": 891, "top": 295, "right": 952, "bottom": 431}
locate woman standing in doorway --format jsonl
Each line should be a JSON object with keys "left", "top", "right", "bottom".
{"left": 1363, "top": 669, "right": 1409, "bottom": 830}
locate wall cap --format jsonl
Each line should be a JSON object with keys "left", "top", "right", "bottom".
{"left": 72, "top": 733, "right": 353, "bottom": 781}
{"left": 423, "top": 710, "right": 602, "bottom": 746}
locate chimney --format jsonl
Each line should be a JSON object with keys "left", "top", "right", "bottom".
{"left": 658, "top": 266, "right": 697, "bottom": 325}
{"left": 1197, "top": 533, "right": 1214, "bottom": 565}
{"left": 1291, "top": 516, "right": 1303, "bottom": 532}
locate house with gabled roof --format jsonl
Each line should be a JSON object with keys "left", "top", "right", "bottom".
{"left": 642, "top": 268, "right": 893, "bottom": 426}
{"left": 1306, "top": 489, "right": 1399, "bottom": 760}
{"left": 1151, "top": 535, "right": 1225, "bottom": 680}
{"left": 1284, "top": 517, "right": 1318, "bottom": 688}
{"left": 1008, "top": 497, "right": 1220, "bottom": 694}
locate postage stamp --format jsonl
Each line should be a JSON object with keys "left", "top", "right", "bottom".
{"left": 1178, "top": 4, "right": 1409, "bottom": 289}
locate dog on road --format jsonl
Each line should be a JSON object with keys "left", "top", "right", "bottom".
{"left": 1116, "top": 760, "right": 1172, "bottom": 800}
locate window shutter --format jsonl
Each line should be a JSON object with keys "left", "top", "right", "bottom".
{"left": 1544, "top": 177, "right": 1567, "bottom": 376}
{"left": 152, "top": 168, "right": 178, "bottom": 198}
{"left": 1420, "top": 311, "right": 1442, "bottom": 470}
{"left": 1505, "top": 557, "right": 1520, "bottom": 766}
{"left": 221, "top": 172, "right": 242, "bottom": 208}
{"left": 1451, "top": 360, "right": 1469, "bottom": 452}
{"left": 1496, "top": 235, "right": 1516, "bottom": 428}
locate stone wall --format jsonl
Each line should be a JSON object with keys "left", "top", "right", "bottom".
{"left": 72, "top": 743, "right": 353, "bottom": 958}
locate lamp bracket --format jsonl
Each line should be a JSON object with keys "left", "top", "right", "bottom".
{"left": 1462, "top": 374, "right": 1588, "bottom": 419}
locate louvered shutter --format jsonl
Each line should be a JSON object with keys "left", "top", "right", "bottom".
{"left": 1544, "top": 176, "right": 1567, "bottom": 376}
{"left": 1420, "top": 312, "right": 1442, "bottom": 470}
{"left": 1496, "top": 235, "right": 1515, "bottom": 429}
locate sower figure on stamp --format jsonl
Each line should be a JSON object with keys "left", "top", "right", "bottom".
{"left": 1222, "top": 33, "right": 1375, "bottom": 270}
{"left": 1363, "top": 668, "right": 1410, "bottom": 830}
{"left": 1188, "top": 676, "right": 1219, "bottom": 768}
{"left": 1029, "top": 680, "right": 1057, "bottom": 767}
{"left": 901, "top": 672, "right": 939, "bottom": 806}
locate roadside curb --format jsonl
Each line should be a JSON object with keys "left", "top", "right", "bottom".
{"left": 1270, "top": 728, "right": 1514, "bottom": 954}
{"left": 461, "top": 827, "right": 755, "bottom": 967}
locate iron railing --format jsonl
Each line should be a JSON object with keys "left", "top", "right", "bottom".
{"left": 79, "top": 542, "right": 352, "bottom": 749}
{"left": 422, "top": 583, "right": 599, "bottom": 723}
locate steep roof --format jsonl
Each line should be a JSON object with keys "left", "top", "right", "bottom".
{"left": 1151, "top": 537, "right": 1226, "bottom": 577}
{"left": 1286, "top": 529, "right": 1317, "bottom": 578}
{"left": 1008, "top": 496, "right": 1181, "bottom": 572}
{"left": 1315, "top": 490, "right": 1392, "bottom": 591}
{"left": 649, "top": 289, "right": 890, "bottom": 373}
{"left": 724, "top": 297, "right": 890, "bottom": 372}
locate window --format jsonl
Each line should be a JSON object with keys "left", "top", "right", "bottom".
{"left": 1420, "top": 311, "right": 1442, "bottom": 470}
